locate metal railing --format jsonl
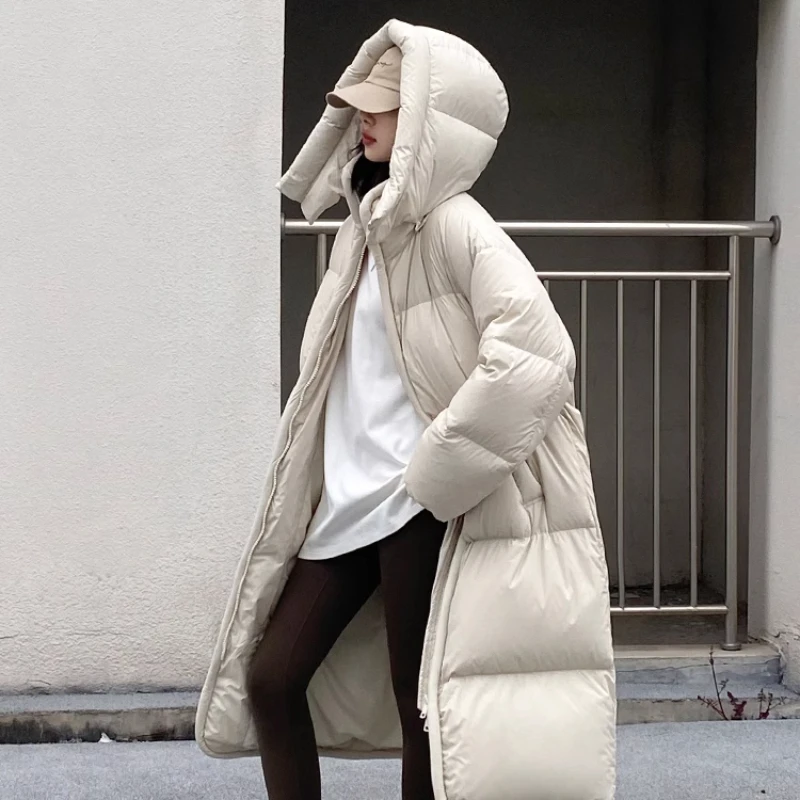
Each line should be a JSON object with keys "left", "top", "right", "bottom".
{"left": 283, "top": 216, "right": 781, "bottom": 650}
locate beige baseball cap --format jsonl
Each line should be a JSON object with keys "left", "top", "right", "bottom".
{"left": 326, "top": 46, "right": 402, "bottom": 113}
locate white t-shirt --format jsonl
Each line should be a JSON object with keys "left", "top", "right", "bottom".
{"left": 298, "top": 250, "right": 426, "bottom": 560}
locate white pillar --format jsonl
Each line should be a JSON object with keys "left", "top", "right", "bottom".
{"left": 750, "top": 0, "right": 800, "bottom": 690}
{"left": 0, "top": 1, "right": 285, "bottom": 691}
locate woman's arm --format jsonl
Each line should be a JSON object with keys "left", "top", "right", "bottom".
{"left": 403, "top": 210, "right": 575, "bottom": 522}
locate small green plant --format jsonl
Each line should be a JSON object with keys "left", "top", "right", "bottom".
{"left": 697, "top": 646, "right": 783, "bottom": 720}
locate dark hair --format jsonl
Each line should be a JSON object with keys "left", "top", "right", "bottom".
{"left": 350, "top": 143, "right": 390, "bottom": 199}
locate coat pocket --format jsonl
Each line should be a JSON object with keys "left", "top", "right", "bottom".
{"left": 512, "top": 461, "right": 544, "bottom": 507}
{"left": 460, "top": 474, "right": 532, "bottom": 543}
{"left": 513, "top": 460, "right": 549, "bottom": 535}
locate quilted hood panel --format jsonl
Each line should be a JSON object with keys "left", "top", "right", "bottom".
{"left": 277, "top": 19, "right": 509, "bottom": 241}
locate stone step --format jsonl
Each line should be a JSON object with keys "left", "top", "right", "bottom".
{"left": 617, "top": 680, "right": 800, "bottom": 724}
{"left": 615, "top": 643, "right": 782, "bottom": 686}
{"left": 0, "top": 691, "right": 198, "bottom": 746}
{"left": 613, "top": 642, "right": 799, "bottom": 723}
{"left": 0, "top": 644, "right": 797, "bottom": 743}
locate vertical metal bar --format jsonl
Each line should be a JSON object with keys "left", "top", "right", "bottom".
{"left": 580, "top": 280, "right": 588, "bottom": 426}
{"left": 316, "top": 234, "right": 328, "bottom": 289}
{"left": 653, "top": 280, "right": 661, "bottom": 608}
{"left": 543, "top": 278, "right": 551, "bottom": 294}
{"left": 617, "top": 280, "right": 626, "bottom": 609}
{"left": 723, "top": 237, "right": 741, "bottom": 650}
{"left": 690, "top": 280, "right": 699, "bottom": 607}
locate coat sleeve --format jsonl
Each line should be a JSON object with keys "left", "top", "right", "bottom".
{"left": 403, "top": 216, "right": 575, "bottom": 522}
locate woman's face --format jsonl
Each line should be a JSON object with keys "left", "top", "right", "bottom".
{"left": 360, "top": 109, "right": 399, "bottom": 163}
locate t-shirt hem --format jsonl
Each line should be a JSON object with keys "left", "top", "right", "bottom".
{"left": 297, "top": 504, "right": 424, "bottom": 561}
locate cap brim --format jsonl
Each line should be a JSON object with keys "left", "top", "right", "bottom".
{"left": 326, "top": 82, "right": 400, "bottom": 114}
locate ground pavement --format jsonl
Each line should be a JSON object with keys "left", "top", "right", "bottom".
{"left": 1, "top": 720, "right": 798, "bottom": 799}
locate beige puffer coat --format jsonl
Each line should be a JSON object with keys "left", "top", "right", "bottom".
{"left": 196, "top": 19, "right": 616, "bottom": 800}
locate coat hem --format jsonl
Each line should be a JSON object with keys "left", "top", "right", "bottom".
{"left": 446, "top": 664, "right": 617, "bottom": 681}
{"left": 196, "top": 743, "right": 405, "bottom": 760}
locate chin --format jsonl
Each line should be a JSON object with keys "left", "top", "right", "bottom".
{"left": 363, "top": 147, "right": 390, "bottom": 163}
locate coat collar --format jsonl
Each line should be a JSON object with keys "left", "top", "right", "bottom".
{"left": 340, "top": 154, "right": 388, "bottom": 236}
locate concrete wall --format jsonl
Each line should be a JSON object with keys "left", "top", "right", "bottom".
{"left": 750, "top": 0, "right": 800, "bottom": 689}
{"left": 281, "top": 0, "right": 757, "bottom": 597}
{"left": 0, "top": 1, "right": 284, "bottom": 692}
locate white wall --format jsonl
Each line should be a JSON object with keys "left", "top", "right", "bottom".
{"left": 750, "top": 0, "right": 800, "bottom": 689}
{"left": 0, "top": 1, "right": 284, "bottom": 692}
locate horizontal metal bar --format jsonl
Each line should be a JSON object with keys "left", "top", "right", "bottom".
{"left": 283, "top": 219, "right": 343, "bottom": 236}
{"left": 610, "top": 605, "right": 729, "bottom": 617}
{"left": 282, "top": 216, "right": 781, "bottom": 241}
{"left": 536, "top": 271, "right": 730, "bottom": 281}
{"left": 493, "top": 221, "right": 777, "bottom": 239}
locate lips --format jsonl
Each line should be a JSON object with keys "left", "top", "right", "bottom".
{"left": 362, "top": 134, "right": 376, "bottom": 146}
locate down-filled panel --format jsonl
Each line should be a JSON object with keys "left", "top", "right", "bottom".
{"left": 442, "top": 529, "right": 614, "bottom": 680}
{"left": 438, "top": 669, "right": 616, "bottom": 800}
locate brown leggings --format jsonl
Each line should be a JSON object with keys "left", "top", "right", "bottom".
{"left": 246, "top": 510, "right": 447, "bottom": 800}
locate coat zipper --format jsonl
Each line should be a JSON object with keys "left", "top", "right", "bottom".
{"left": 418, "top": 515, "right": 462, "bottom": 730}
{"left": 365, "top": 243, "right": 444, "bottom": 726}
{"left": 218, "top": 242, "right": 367, "bottom": 665}
{"left": 366, "top": 241, "right": 461, "bottom": 739}
{"left": 419, "top": 518, "right": 466, "bottom": 800}
{"left": 369, "top": 243, "right": 430, "bottom": 425}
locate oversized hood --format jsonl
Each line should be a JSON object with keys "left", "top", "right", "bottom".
{"left": 277, "top": 19, "right": 509, "bottom": 241}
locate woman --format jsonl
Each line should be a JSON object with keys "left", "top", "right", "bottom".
{"left": 196, "top": 19, "right": 616, "bottom": 800}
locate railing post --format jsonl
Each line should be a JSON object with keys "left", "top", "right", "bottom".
{"left": 616, "top": 280, "right": 625, "bottom": 609}
{"left": 723, "top": 236, "right": 742, "bottom": 651}
{"left": 690, "top": 280, "right": 699, "bottom": 608}
{"left": 653, "top": 280, "right": 661, "bottom": 608}
{"left": 579, "top": 281, "right": 588, "bottom": 428}
{"left": 315, "top": 234, "right": 328, "bottom": 289}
